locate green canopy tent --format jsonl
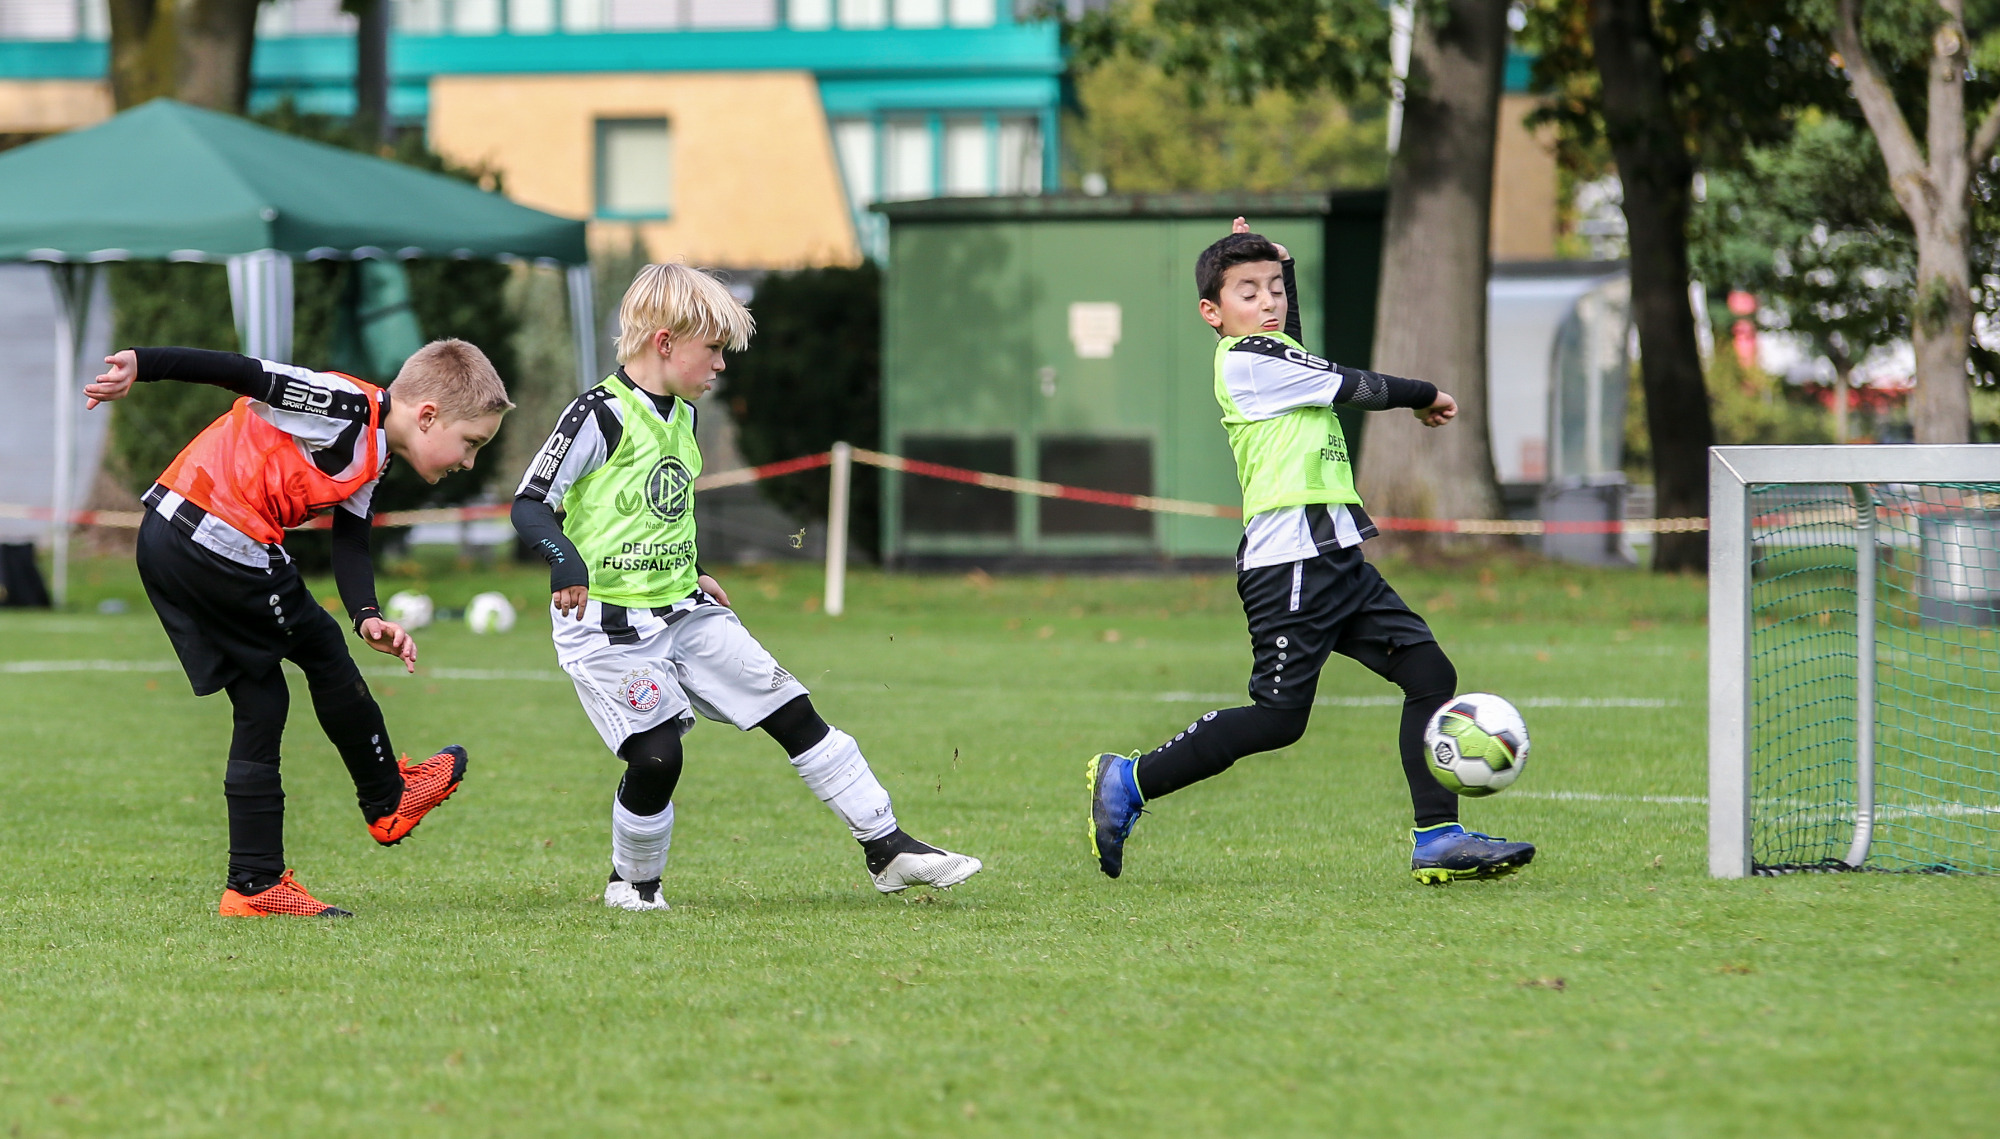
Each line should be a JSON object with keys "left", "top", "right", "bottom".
{"left": 0, "top": 99, "right": 596, "bottom": 605}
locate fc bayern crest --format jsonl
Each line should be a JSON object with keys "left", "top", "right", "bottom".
{"left": 625, "top": 674, "right": 662, "bottom": 713}
{"left": 645, "top": 457, "right": 693, "bottom": 521}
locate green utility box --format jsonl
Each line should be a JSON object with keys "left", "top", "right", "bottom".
{"left": 875, "top": 191, "right": 1385, "bottom": 567}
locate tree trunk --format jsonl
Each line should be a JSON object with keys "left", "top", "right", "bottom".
{"left": 1590, "top": 0, "right": 1713, "bottom": 573}
{"left": 107, "top": 0, "right": 262, "bottom": 113}
{"left": 1910, "top": 210, "right": 1975, "bottom": 443}
{"left": 1831, "top": 0, "right": 1979, "bottom": 444}
{"left": 354, "top": 0, "right": 391, "bottom": 145}
{"left": 1354, "top": 0, "right": 1507, "bottom": 532}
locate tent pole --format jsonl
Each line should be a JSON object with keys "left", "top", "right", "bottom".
{"left": 48, "top": 264, "right": 93, "bottom": 611}
{"left": 568, "top": 263, "right": 599, "bottom": 392}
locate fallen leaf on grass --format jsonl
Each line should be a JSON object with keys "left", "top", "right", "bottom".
{"left": 1519, "top": 977, "right": 1567, "bottom": 991}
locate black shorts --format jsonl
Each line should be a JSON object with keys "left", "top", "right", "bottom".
{"left": 136, "top": 511, "right": 352, "bottom": 696}
{"left": 1238, "top": 543, "right": 1435, "bottom": 710}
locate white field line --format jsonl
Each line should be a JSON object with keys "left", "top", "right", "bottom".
{"left": 1513, "top": 790, "right": 1706, "bottom": 805}
{"left": 0, "top": 659, "right": 563, "bottom": 682}
{"left": 1155, "top": 692, "right": 1678, "bottom": 709}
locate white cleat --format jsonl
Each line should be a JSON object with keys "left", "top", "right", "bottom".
{"left": 871, "top": 849, "right": 983, "bottom": 893}
{"left": 604, "top": 874, "right": 670, "bottom": 911}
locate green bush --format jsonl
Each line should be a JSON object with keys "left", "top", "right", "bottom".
{"left": 724, "top": 263, "right": 881, "bottom": 558}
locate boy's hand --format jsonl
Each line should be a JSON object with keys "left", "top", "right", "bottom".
{"left": 359, "top": 617, "right": 418, "bottom": 673}
{"left": 84, "top": 350, "right": 137, "bottom": 409}
{"left": 1417, "top": 392, "right": 1458, "bottom": 428}
{"left": 1231, "top": 216, "right": 1289, "bottom": 261}
{"left": 698, "top": 574, "right": 730, "bottom": 607}
{"left": 553, "top": 585, "right": 589, "bottom": 620}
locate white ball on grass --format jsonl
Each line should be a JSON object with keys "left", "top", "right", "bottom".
{"left": 1422, "top": 692, "right": 1530, "bottom": 797}
{"left": 465, "top": 591, "right": 517, "bottom": 635}
{"left": 384, "top": 590, "right": 434, "bottom": 630}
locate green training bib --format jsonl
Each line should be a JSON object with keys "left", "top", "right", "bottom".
{"left": 560, "top": 377, "right": 704, "bottom": 606}
{"left": 1213, "top": 332, "right": 1363, "bottom": 518}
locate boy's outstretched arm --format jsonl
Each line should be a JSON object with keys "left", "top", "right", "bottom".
{"left": 332, "top": 506, "right": 417, "bottom": 672}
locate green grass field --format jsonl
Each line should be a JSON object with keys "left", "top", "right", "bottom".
{"left": 4, "top": 554, "right": 1997, "bottom": 1137}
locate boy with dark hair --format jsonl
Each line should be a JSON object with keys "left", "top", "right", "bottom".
{"left": 512, "top": 263, "right": 979, "bottom": 911}
{"left": 86, "top": 338, "right": 511, "bottom": 916}
{"left": 1087, "top": 219, "right": 1536, "bottom": 885}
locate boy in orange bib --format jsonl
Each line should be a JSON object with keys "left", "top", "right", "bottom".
{"left": 86, "top": 340, "right": 511, "bottom": 916}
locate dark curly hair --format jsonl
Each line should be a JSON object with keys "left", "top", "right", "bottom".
{"left": 1195, "top": 232, "right": 1284, "bottom": 302}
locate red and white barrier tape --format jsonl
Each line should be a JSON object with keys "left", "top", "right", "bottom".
{"left": 0, "top": 447, "right": 1709, "bottom": 536}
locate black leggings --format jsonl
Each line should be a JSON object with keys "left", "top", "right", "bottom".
{"left": 1133, "top": 640, "right": 1461, "bottom": 827}
{"left": 224, "top": 608, "right": 403, "bottom": 892}
{"left": 615, "top": 694, "right": 832, "bottom": 816}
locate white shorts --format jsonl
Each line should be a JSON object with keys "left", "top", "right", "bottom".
{"left": 552, "top": 597, "right": 810, "bottom": 752}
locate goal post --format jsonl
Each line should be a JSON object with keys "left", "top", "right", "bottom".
{"left": 1709, "top": 445, "right": 2000, "bottom": 878}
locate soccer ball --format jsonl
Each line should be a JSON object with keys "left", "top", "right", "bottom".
{"left": 465, "top": 591, "right": 517, "bottom": 635}
{"left": 384, "top": 590, "right": 434, "bottom": 630}
{"left": 1423, "top": 693, "right": 1529, "bottom": 797}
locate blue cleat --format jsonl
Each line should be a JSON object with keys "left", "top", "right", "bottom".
{"left": 1087, "top": 752, "right": 1145, "bottom": 878}
{"left": 1410, "top": 823, "right": 1535, "bottom": 884}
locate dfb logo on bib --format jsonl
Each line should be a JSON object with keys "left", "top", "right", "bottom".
{"left": 645, "top": 457, "right": 693, "bottom": 522}
{"left": 624, "top": 673, "right": 662, "bottom": 713}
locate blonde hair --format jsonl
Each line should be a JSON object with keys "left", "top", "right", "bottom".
{"left": 389, "top": 339, "right": 514, "bottom": 421}
{"left": 615, "top": 263, "right": 755, "bottom": 363}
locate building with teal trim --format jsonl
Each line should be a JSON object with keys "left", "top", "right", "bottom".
{"left": 0, "top": 0, "right": 1066, "bottom": 266}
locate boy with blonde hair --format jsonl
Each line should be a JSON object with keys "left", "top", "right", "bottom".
{"left": 86, "top": 339, "right": 513, "bottom": 916}
{"left": 512, "top": 263, "right": 980, "bottom": 910}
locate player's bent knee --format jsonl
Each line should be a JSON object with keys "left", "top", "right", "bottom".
{"left": 1251, "top": 704, "right": 1312, "bottom": 751}
{"left": 1389, "top": 641, "right": 1456, "bottom": 700}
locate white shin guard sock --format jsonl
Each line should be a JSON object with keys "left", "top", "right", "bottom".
{"left": 610, "top": 799, "right": 675, "bottom": 883}
{"left": 790, "top": 728, "right": 897, "bottom": 842}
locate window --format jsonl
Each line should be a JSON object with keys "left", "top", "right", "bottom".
{"left": 942, "top": 120, "right": 988, "bottom": 196}
{"left": 997, "top": 118, "right": 1042, "bottom": 194}
{"left": 451, "top": 0, "right": 502, "bottom": 32}
{"left": 606, "top": 0, "right": 678, "bottom": 28}
{"left": 946, "top": 0, "right": 992, "bottom": 24}
{"left": 838, "top": 0, "right": 885, "bottom": 27}
{"left": 508, "top": 0, "right": 556, "bottom": 32}
{"left": 892, "top": 0, "right": 942, "bottom": 26}
{"left": 789, "top": 0, "right": 832, "bottom": 25}
{"left": 832, "top": 119, "right": 876, "bottom": 210}
{"left": 596, "top": 119, "right": 673, "bottom": 220}
{"left": 902, "top": 437, "right": 1016, "bottom": 536}
{"left": 883, "top": 121, "right": 934, "bottom": 201}
{"left": 1038, "top": 438, "right": 1153, "bottom": 537}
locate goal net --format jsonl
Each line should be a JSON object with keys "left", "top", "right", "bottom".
{"left": 1709, "top": 446, "right": 2000, "bottom": 877}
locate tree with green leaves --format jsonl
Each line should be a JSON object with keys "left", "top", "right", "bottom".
{"left": 1689, "top": 113, "right": 1915, "bottom": 442}
{"left": 1071, "top": 0, "right": 1510, "bottom": 527}
{"left": 1825, "top": 0, "right": 2000, "bottom": 442}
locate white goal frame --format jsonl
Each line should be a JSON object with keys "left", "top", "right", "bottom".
{"left": 1708, "top": 444, "right": 2000, "bottom": 878}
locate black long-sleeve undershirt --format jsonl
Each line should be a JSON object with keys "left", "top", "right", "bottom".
{"left": 1272, "top": 259, "right": 1435, "bottom": 410}
{"left": 330, "top": 506, "right": 382, "bottom": 630}
{"left": 135, "top": 346, "right": 277, "bottom": 398}
{"left": 512, "top": 496, "right": 589, "bottom": 592}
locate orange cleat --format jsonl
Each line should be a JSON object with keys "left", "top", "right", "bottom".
{"left": 367, "top": 745, "right": 468, "bottom": 846}
{"left": 218, "top": 870, "right": 352, "bottom": 917}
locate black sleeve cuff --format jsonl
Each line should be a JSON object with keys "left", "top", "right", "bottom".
{"left": 511, "top": 496, "right": 589, "bottom": 592}
{"left": 351, "top": 606, "right": 383, "bottom": 635}
{"left": 1381, "top": 375, "right": 1439, "bottom": 410}
{"left": 133, "top": 346, "right": 268, "bottom": 395}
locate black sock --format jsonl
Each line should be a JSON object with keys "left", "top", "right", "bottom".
{"left": 223, "top": 670, "right": 289, "bottom": 893}
{"left": 1383, "top": 642, "right": 1461, "bottom": 829}
{"left": 617, "top": 721, "right": 685, "bottom": 816}
{"left": 308, "top": 676, "right": 403, "bottom": 819}
{"left": 224, "top": 758, "right": 285, "bottom": 894}
{"left": 861, "top": 828, "right": 937, "bottom": 875}
{"left": 1133, "top": 704, "right": 1312, "bottom": 800}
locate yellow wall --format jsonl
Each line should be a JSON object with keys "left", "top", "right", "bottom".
{"left": 1490, "top": 92, "right": 1559, "bottom": 262}
{"left": 429, "top": 71, "right": 859, "bottom": 268}
{"left": 0, "top": 80, "right": 112, "bottom": 134}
